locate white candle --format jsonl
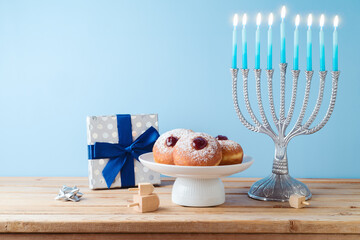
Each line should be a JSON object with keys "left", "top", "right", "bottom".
{"left": 255, "top": 13, "right": 261, "bottom": 69}
{"left": 242, "top": 14, "right": 248, "bottom": 69}
{"left": 307, "top": 14, "right": 313, "bottom": 71}
{"left": 280, "top": 6, "right": 286, "bottom": 63}
{"left": 232, "top": 14, "right": 239, "bottom": 69}
{"left": 333, "top": 15, "right": 339, "bottom": 71}
{"left": 319, "top": 14, "right": 325, "bottom": 71}
{"left": 267, "top": 13, "right": 273, "bottom": 70}
{"left": 293, "top": 15, "right": 300, "bottom": 70}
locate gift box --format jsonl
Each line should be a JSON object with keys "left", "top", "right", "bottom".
{"left": 87, "top": 114, "right": 161, "bottom": 189}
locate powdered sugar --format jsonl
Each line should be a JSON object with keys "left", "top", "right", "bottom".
{"left": 173, "top": 132, "right": 221, "bottom": 165}
{"left": 218, "top": 140, "right": 242, "bottom": 152}
{"left": 153, "top": 129, "right": 193, "bottom": 154}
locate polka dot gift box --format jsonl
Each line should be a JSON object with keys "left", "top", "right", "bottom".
{"left": 87, "top": 114, "right": 161, "bottom": 189}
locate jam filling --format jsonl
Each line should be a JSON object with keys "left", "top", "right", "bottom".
{"left": 166, "top": 136, "right": 178, "bottom": 147}
{"left": 215, "top": 135, "right": 228, "bottom": 140}
{"left": 192, "top": 137, "right": 208, "bottom": 150}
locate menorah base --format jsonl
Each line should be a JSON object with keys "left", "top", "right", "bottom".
{"left": 248, "top": 173, "right": 312, "bottom": 202}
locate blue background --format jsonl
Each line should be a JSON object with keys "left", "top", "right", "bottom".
{"left": 0, "top": 0, "right": 359, "bottom": 178}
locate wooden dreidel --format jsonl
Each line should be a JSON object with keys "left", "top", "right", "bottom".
{"left": 127, "top": 194, "right": 160, "bottom": 213}
{"left": 128, "top": 183, "right": 154, "bottom": 196}
{"left": 289, "top": 194, "right": 310, "bottom": 209}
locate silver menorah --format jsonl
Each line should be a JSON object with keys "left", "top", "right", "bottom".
{"left": 231, "top": 63, "right": 340, "bottom": 201}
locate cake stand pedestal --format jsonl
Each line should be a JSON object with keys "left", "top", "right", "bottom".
{"left": 172, "top": 177, "right": 225, "bottom": 207}
{"left": 139, "top": 153, "right": 254, "bottom": 207}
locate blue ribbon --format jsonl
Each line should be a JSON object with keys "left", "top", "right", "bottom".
{"left": 88, "top": 114, "right": 159, "bottom": 188}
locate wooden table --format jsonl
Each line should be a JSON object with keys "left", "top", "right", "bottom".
{"left": 1, "top": 177, "right": 360, "bottom": 240}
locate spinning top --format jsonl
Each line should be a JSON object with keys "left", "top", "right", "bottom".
{"left": 289, "top": 194, "right": 310, "bottom": 209}
{"left": 128, "top": 183, "right": 155, "bottom": 196}
{"left": 128, "top": 183, "right": 159, "bottom": 213}
{"left": 128, "top": 193, "right": 160, "bottom": 213}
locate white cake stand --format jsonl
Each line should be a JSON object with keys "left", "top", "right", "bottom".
{"left": 139, "top": 153, "right": 254, "bottom": 207}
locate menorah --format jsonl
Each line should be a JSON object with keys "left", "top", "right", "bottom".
{"left": 231, "top": 64, "right": 340, "bottom": 201}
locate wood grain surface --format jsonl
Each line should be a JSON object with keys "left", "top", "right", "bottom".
{"left": 0, "top": 177, "right": 359, "bottom": 239}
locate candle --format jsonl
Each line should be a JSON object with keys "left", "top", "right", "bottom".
{"left": 242, "top": 14, "right": 248, "bottom": 69}
{"left": 280, "top": 6, "right": 286, "bottom": 63}
{"left": 319, "top": 14, "right": 325, "bottom": 71}
{"left": 293, "top": 15, "right": 300, "bottom": 70}
{"left": 333, "top": 15, "right": 339, "bottom": 71}
{"left": 255, "top": 13, "right": 261, "bottom": 69}
{"left": 307, "top": 14, "right": 313, "bottom": 71}
{"left": 267, "top": 13, "right": 273, "bottom": 70}
{"left": 232, "top": 14, "right": 239, "bottom": 69}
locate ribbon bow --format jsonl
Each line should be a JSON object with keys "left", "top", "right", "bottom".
{"left": 88, "top": 114, "right": 159, "bottom": 188}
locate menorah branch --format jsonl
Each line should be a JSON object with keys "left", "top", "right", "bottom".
{"left": 266, "top": 69, "right": 279, "bottom": 128}
{"left": 303, "top": 71, "right": 327, "bottom": 129}
{"left": 255, "top": 69, "right": 277, "bottom": 138}
{"left": 284, "top": 70, "right": 300, "bottom": 129}
{"left": 286, "top": 70, "right": 313, "bottom": 141}
{"left": 286, "top": 71, "right": 331, "bottom": 142}
{"left": 242, "top": 69, "right": 263, "bottom": 128}
{"left": 279, "top": 63, "right": 287, "bottom": 124}
{"left": 231, "top": 68, "right": 258, "bottom": 133}
{"left": 306, "top": 71, "right": 340, "bottom": 135}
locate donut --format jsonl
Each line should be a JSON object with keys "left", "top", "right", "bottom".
{"left": 173, "top": 132, "right": 222, "bottom": 166}
{"left": 215, "top": 135, "right": 243, "bottom": 165}
{"left": 153, "top": 129, "right": 193, "bottom": 165}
